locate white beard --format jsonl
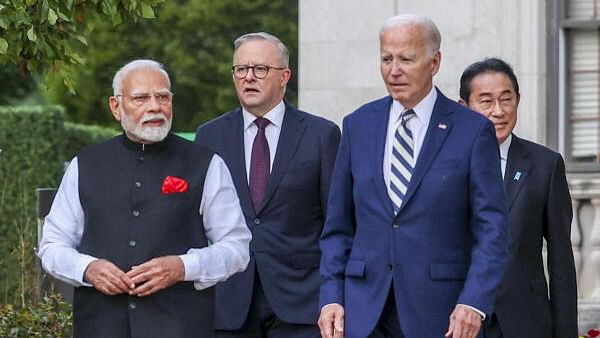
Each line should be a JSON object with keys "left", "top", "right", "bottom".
{"left": 121, "top": 112, "right": 172, "bottom": 143}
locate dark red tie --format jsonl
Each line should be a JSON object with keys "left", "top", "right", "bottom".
{"left": 249, "top": 117, "right": 270, "bottom": 210}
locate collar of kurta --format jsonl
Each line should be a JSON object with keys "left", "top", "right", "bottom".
{"left": 120, "top": 132, "right": 173, "bottom": 153}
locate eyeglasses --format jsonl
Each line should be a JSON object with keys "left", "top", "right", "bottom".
{"left": 231, "top": 64, "right": 286, "bottom": 79}
{"left": 117, "top": 92, "right": 174, "bottom": 107}
{"left": 475, "top": 96, "right": 517, "bottom": 111}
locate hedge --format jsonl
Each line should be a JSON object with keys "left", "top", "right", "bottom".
{"left": 0, "top": 105, "right": 117, "bottom": 305}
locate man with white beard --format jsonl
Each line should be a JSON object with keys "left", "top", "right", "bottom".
{"left": 38, "top": 59, "right": 251, "bottom": 338}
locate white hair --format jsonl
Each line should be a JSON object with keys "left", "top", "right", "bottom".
{"left": 380, "top": 14, "right": 441, "bottom": 56}
{"left": 233, "top": 32, "right": 289, "bottom": 68}
{"left": 112, "top": 59, "right": 171, "bottom": 96}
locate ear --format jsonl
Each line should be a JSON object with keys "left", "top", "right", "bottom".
{"left": 431, "top": 51, "right": 441, "bottom": 76}
{"left": 458, "top": 98, "right": 467, "bottom": 107}
{"left": 280, "top": 68, "right": 292, "bottom": 88}
{"left": 109, "top": 96, "right": 122, "bottom": 122}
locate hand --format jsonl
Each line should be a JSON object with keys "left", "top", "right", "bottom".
{"left": 318, "top": 303, "right": 344, "bottom": 338}
{"left": 84, "top": 259, "right": 135, "bottom": 295}
{"left": 444, "top": 304, "right": 483, "bottom": 338}
{"left": 126, "top": 256, "right": 184, "bottom": 296}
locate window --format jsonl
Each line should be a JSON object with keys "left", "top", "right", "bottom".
{"left": 551, "top": 0, "right": 600, "bottom": 170}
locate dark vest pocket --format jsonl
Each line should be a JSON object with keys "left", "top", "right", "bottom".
{"left": 345, "top": 259, "right": 366, "bottom": 278}
{"left": 430, "top": 263, "right": 468, "bottom": 280}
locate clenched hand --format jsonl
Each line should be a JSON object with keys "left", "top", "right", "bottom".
{"left": 126, "top": 256, "right": 185, "bottom": 297}
{"left": 84, "top": 259, "right": 135, "bottom": 295}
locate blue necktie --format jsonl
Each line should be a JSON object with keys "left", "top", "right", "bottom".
{"left": 390, "top": 109, "right": 416, "bottom": 214}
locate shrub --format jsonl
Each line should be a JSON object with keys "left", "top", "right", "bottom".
{"left": 0, "top": 293, "right": 72, "bottom": 337}
{"left": 0, "top": 105, "right": 117, "bottom": 305}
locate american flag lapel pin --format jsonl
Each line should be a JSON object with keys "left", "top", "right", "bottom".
{"left": 438, "top": 123, "right": 447, "bottom": 130}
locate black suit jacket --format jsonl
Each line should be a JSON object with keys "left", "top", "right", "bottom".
{"left": 486, "top": 135, "right": 577, "bottom": 338}
{"left": 195, "top": 103, "right": 341, "bottom": 329}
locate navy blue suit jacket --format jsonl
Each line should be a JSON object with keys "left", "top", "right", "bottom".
{"left": 485, "top": 135, "right": 577, "bottom": 338}
{"left": 319, "top": 90, "right": 509, "bottom": 338}
{"left": 196, "top": 103, "right": 340, "bottom": 329}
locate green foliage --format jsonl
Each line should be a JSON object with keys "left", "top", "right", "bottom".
{"left": 0, "top": 293, "right": 72, "bottom": 337}
{"left": 43, "top": 0, "right": 298, "bottom": 131}
{"left": 0, "top": 0, "right": 164, "bottom": 93}
{"left": 0, "top": 105, "right": 117, "bottom": 305}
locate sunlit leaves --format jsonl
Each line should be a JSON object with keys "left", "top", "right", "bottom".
{"left": 0, "top": 0, "right": 164, "bottom": 92}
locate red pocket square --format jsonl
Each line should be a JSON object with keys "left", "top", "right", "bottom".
{"left": 161, "top": 176, "right": 189, "bottom": 194}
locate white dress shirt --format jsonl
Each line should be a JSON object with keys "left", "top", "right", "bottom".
{"left": 500, "top": 134, "right": 512, "bottom": 179}
{"left": 383, "top": 87, "right": 436, "bottom": 193}
{"left": 242, "top": 100, "right": 285, "bottom": 179}
{"left": 38, "top": 154, "right": 251, "bottom": 291}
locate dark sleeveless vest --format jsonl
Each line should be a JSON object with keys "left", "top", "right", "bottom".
{"left": 74, "top": 133, "right": 215, "bottom": 338}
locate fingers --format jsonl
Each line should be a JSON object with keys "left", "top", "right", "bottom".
{"left": 445, "top": 305, "right": 482, "bottom": 338}
{"left": 318, "top": 304, "right": 344, "bottom": 338}
{"left": 84, "top": 259, "right": 135, "bottom": 295}
{"left": 126, "top": 256, "right": 185, "bottom": 297}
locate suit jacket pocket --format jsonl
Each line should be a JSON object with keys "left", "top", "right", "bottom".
{"left": 345, "top": 259, "right": 365, "bottom": 278}
{"left": 430, "top": 263, "right": 468, "bottom": 281}
{"left": 292, "top": 252, "right": 321, "bottom": 269}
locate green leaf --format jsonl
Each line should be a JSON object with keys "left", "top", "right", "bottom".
{"left": 0, "top": 38, "right": 7, "bottom": 54}
{"left": 48, "top": 8, "right": 57, "bottom": 25}
{"left": 0, "top": 19, "right": 7, "bottom": 29}
{"left": 140, "top": 4, "right": 155, "bottom": 19}
{"left": 26, "top": 26, "right": 37, "bottom": 42}
{"left": 72, "top": 34, "right": 87, "bottom": 46}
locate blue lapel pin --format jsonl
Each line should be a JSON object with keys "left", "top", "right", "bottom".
{"left": 514, "top": 171, "right": 522, "bottom": 181}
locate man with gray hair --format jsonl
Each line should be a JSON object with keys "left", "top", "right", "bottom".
{"left": 318, "top": 14, "right": 508, "bottom": 338}
{"left": 196, "top": 32, "right": 340, "bottom": 337}
{"left": 39, "top": 59, "right": 251, "bottom": 337}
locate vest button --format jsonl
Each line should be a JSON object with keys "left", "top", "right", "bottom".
{"left": 138, "top": 156, "right": 144, "bottom": 162}
{"left": 129, "top": 240, "right": 136, "bottom": 247}
{"left": 134, "top": 181, "right": 141, "bottom": 188}
{"left": 132, "top": 210, "right": 140, "bottom": 217}
{"left": 253, "top": 218, "right": 261, "bottom": 225}
{"left": 129, "top": 301, "right": 136, "bottom": 310}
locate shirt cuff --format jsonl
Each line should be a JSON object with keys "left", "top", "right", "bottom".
{"left": 458, "top": 304, "right": 486, "bottom": 320}
{"left": 76, "top": 255, "right": 98, "bottom": 287}
{"left": 179, "top": 253, "right": 200, "bottom": 281}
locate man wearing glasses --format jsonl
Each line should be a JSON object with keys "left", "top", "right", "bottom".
{"left": 38, "top": 59, "right": 251, "bottom": 337}
{"left": 196, "top": 32, "right": 340, "bottom": 337}
{"left": 459, "top": 58, "right": 577, "bottom": 338}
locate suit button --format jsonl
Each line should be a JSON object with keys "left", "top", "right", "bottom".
{"left": 138, "top": 156, "right": 144, "bottom": 163}
{"left": 254, "top": 218, "right": 261, "bottom": 225}
{"left": 134, "top": 181, "right": 141, "bottom": 188}
{"left": 132, "top": 210, "right": 140, "bottom": 217}
{"left": 128, "top": 240, "right": 136, "bottom": 247}
{"left": 129, "top": 301, "right": 136, "bottom": 310}
{"left": 392, "top": 221, "right": 400, "bottom": 228}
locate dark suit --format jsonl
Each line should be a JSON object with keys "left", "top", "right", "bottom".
{"left": 195, "top": 103, "right": 340, "bottom": 335}
{"left": 320, "top": 89, "right": 509, "bottom": 338}
{"left": 485, "top": 135, "right": 577, "bottom": 338}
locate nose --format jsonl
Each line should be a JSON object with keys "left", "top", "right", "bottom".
{"left": 244, "top": 67, "right": 257, "bottom": 81}
{"left": 390, "top": 60, "right": 403, "bottom": 76}
{"left": 146, "top": 94, "right": 161, "bottom": 111}
{"left": 489, "top": 100, "right": 505, "bottom": 117}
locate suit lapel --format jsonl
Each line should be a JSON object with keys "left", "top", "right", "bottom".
{"left": 227, "top": 109, "right": 255, "bottom": 217}
{"left": 398, "top": 91, "right": 452, "bottom": 213}
{"left": 256, "top": 105, "right": 306, "bottom": 214}
{"left": 504, "top": 135, "right": 530, "bottom": 211}
{"left": 370, "top": 97, "right": 396, "bottom": 216}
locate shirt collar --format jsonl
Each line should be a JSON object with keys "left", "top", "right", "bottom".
{"left": 499, "top": 133, "right": 512, "bottom": 160}
{"left": 391, "top": 86, "right": 437, "bottom": 124}
{"left": 243, "top": 100, "right": 286, "bottom": 131}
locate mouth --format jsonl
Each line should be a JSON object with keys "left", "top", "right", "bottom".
{"left": 141, "top": 115, "right": 167, "bottom": 127}
{"left": 244, "top": 87, "right": 260, "bottom": 94}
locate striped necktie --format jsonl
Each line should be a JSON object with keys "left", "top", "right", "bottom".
{"left": 390, "top": 109, "right": 416, "bottom": 214}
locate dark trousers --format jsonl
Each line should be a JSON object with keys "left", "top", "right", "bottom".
{"left": 368, "top": 287, "right": 405, "bottom": 338}
{"left": 483, "top": 313, "right": 503, "bottom": 338}
{"left": 215, "top": 275, "right": 319, "bottom": 338}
